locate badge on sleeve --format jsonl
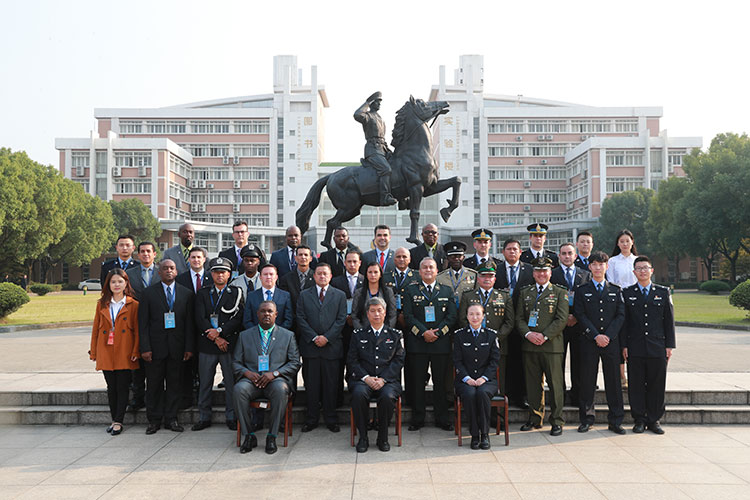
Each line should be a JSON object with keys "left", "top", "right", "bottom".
{"left": 528, "top": 310, "right": 539, "bottom": 328}
{"left": 164, "top": 312, "right": 176, "bottom": 329}
{"left": 424, "top": 305, "right": 436, "bottom": 322}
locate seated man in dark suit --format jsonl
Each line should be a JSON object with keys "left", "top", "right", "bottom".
{"left": 233, "top": 301, "right": 301, "bottom": 454}
{"left": 348, "top": 297, "right": 405, "bottom": 453}
{"left": 100, "top": 234, "right": 138, "bottom": 284}
{"left": 138, "top": 259, "right": 195, "bottom": 435}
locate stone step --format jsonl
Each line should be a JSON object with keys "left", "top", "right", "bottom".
{"left": 2, "top": 404, "right": 749, "bottom": 426}
{"left": 1, "top": 387, "right": 748, "bottom": 407}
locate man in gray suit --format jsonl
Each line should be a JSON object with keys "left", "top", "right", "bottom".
{"left": 296, "top": 263, "right": 348, "bottom": 432}
{"left": 162, "top": 223, "right": 196, "bottom": 275}
{"left": 362, "top": 224, "right": 396, "bottom": 274}
{"left": 233, "top": 301, "right": 301, "bottom": 454}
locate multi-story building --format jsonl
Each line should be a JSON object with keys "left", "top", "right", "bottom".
{"left": 55, "top": 55, "right": 327, "bottom": 258}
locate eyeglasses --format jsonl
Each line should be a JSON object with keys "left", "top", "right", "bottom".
{"left": 634, "top": 266, "right": 652, "bottom": 272}
{"left": 423, "top": 230, "right": 438, "bottom": 235}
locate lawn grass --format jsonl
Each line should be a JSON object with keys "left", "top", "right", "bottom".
{"left": 672, "top": 291, "right": 750, "bottom": 326}
{"left": 2, "top": 292, "right": 100, "bottom": 325}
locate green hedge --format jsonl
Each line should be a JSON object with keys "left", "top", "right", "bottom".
{"left": 699, "top": 280, "right": 732, "bottom": 294}
{"left": 29, "top": 283, "right": 54, "bottom": 296}
{"left": 729, "top": 281, "right": 750, "bottom": 314}
{"left": 0, "top": 282, "right": 30, "bottom": 319}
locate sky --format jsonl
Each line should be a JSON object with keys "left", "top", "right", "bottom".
{"left": 1, "top": 0, "right": 749, "bottom": 167}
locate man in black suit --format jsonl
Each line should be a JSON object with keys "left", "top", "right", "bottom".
{"left": 575, "top": 231, "right": 594, "bottom": 271}
{"left": 408, "top": 223, "right": 446, "bottom": 271}
{"left": 550, "top": 243, "right": 592, "bottom": 407}
{"left": 162, "top": 223, "right": 195, "bottom": 275}
{"left": 348, "top": 297, "right": 405, "bottom": 453}
{"left": 362, "top": 224, "right": 396, "bottom": 274}
{"left": 192, "top": 257, "right": 245, "bottom": 432}
{"left": 622, "top": 255, "right": 675, "bottom": 435}
{"left": 126, "top": 241, "right": 160, "bottom": 411}
{"left": 494, "top": 238, "right": 534, "bottom": 409}
{"left": 296, "top": 263, "right": 347, "bottom": 432}
{"left": 520, "top": 223, "right": 560, "bottom": 268}
{"left": 318, "top": 227, "right": 361, "bottom": 278}
{"left": 573, "top": 251, "right": 626, "bottom": 434}
{"left": 100, "top": 234, "right": 138, "bottom": 285}
{"left": 218, "top": 220, "right": 253, "bottom": 276}
{"left": 464, "top": 229, "right": 500, "bottom": 271}
{"left": 278, "top": 245, "right": 315, "bottom": 327}
{"left": 269, "top": 225, "right": 317, "bottom": 278}
{"left": 138, "top": 259, "right": 195, "bottom": 434}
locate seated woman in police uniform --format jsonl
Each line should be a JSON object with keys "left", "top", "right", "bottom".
{"left": 453, "top": 303, "right": 500, "bottom": 450}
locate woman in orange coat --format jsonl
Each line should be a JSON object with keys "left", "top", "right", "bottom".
{"left": 89, "top": 268, "right": 140, "bottom": 435}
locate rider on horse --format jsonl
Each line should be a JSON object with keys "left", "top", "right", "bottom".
{"left": 354, "top": 91, "right": 398, "bottom": 206}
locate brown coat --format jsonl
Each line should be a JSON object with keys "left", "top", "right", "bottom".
{"left": 89, "top": 296, "right": 140, "bottom": 371}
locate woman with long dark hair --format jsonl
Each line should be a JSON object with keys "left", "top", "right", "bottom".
{"left": 89, "top": 268, "right": 140, "bottom": 435}
{"left": 606, "top": 229, "right": 638, "bottom": 289}
{"left": 351, "top": 261, "right": 397, "bottom": 330}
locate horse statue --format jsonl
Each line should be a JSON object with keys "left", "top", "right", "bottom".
{"left": 296, "top": 96, "right": 461, "bottom": 249}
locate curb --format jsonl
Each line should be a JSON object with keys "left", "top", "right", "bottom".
{"left": 675, "top": 321, "right": 750, "bottom": 332}
{"left": 0, "top": 321, "right": 92, "bottom": 334}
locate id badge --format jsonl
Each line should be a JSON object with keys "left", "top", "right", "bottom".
{"left": 528, "top": 310, "right": 539, "bottom": 328}
{"left": 107, "top": 329, "right": 115, "bottom": 345}
{"left": 231, "top": 271, "right": 239, "bottom": 280}
{"left": 209, "top": 314, "right": 219, "bottom": 329}
{"left": 424, "top": 305, "right": 436, "bottom": 322}
{"left": 568, "top": 290, "right": 575, "bottom": 307}
{"left": 164, "top": 311, "right": 176, "bottom": 329}
{"left": 258, "top": 355, "right": 269, "bottom": 372}
{"left": 395, "top": 294, "right": 402, "bottom": 310}
{"left": 347, "top": 298, "right": 353, "bottom": 315}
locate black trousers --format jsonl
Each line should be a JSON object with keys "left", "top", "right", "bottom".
{"left": 627, "top": 356, "right": 667, "bottom": 425}
{"left": 578, "top": 339, "right": 624, "bottom": 425}
{"left": 456, "top": 381, "right": 497, "bottom": 438}
{"left": 180, "top": 356, "right": 198, "bottom": 406}
{"left": 505, "top": 332, "right": 526, "bottom": 403}
{"left": 563, "top": 327, "right": 582, "bottom": 403}
{"left": 350, "top": 381, "right": 400, "bottom": 442}
{"left": 409, "top": 352, "right": 450, "bottom": 426}
{"left": 302, "top": 357, "right": 339, "bottom": 426}
{"left": 102, "top": 370, "right": 131, "bottom": 423}
{"left": 130, "top": 360, "right": 146, "bottom": 403}
{"left": 144, "top": 357, "right": 183, "bottom": 424}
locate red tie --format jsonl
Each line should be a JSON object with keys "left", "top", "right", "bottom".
{"left": 195, "top": 272, "right": 201, "bottom": 294}
{"left": 379, "top": 252, "right": 385, "bottom": 268}
{"left": 319, "top": 287, "right": 325, "bottom": 303}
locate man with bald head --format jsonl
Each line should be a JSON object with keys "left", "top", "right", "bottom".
{"left": 408, "top": 224, "right": 446, "bottom": 271}
{"left": 163, "top": 223, "right": 196, "bottom": 275}
{"left": 270, "top": 225, "right": 317, "bottom": 278}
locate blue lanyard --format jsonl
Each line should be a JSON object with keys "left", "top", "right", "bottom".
{"left": 479, "top": 288, "right": 492, "bottom": 307}
{"left": 421, "top": 285, "right": 435, "bottom": 301}
{"left": 395, "top": 271, "right": 406, "bottom": 288}
{"left": 367, "top": 288, "right": 380, "bottom": 299}
{"left": 209, "top": 287, "right": 226, "bottom": 313}
{"left": 109, "top": 302, "right": 122, "bottom": 328}
{"left": 449, "top": 268, "right": 464, "bottom": 293}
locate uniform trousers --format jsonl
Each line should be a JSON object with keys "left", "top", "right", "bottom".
{"left": 102, "top": 370, "right": 131, "bottom": 423}
{"left": 350, "top": 381, "right": 400, "bottom": 442}
{"left": 455, "top": 381, "right": 497, "bottom": 438}
{"left": 302, "top": 357, "right": 339, "bottom": 426}
{"left": 523, "top": 351, "right": 565, "bottom": 426}
{"left": 197, "top": 352, "right": 235, "bottom": 421}
{"left": 408, "top": 353, "right": 450, "bottom": 426}
{"left": 505, "top": 333, "right": 526, "bottom": 403}
{"left": 562, "top": 327, "right": 582, "bottom": 403}
{"left": 234, "top": 377, "right": 291, "bottom": 437}
{"left": 144, "top": 357, "right": 183, "bottom": 424}
{"left": 627, "top": 356, "right": 667, "bottom": 425}
{"left": 578, "top": 339, "right": 623, "bottom": 425}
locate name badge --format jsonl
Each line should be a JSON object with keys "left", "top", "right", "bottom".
{"left": 231, "top": 271, "right": 239, "bottom": 280}
{"left": 568, "top": 291, "right": 575, "bottom": 307}
{"left": 347, "top": 298, "right": 353, "bottom": 315}
{"left": 258, "top": 354, "right": 269, "bottom": 372}
{"left": 424, "top": 305, "right": 436, "bottom": 322}
{"left": 164, "top": 312, "right": 176, "bottom": 329}
{"left": 395, "top": 294, "right": 402, "bottom": 310}
{"left": 528, "top": 310, "right": 539, "bottom": 328}
{"left": 209, "top": 314, "right": 219, "bottom": 329}
{"left": 107, "top": 329, "right": 115, "bottom": 345}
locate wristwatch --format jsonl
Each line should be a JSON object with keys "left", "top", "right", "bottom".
{"left": 273, "top": 370, "right": 280, "bottom": 378}
{"left": 216, "top": 327, "right": 223, "bottom": 334}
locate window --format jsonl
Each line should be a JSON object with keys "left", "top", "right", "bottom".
{"left": 606, "top": 177, "right": 643, "bottom": 194}
{"left": 528, "top": 120, "right": 568, "bottom": 133}
{"left": 289, "top": 130, "right": 296, "bottom": 136}
{"left": 234, "top": 191, "right": 270, "bottom": 204}
{"left": 190, "top": 121, "right": 230, "bottom": 134}
{"left": 606, "top": 150, "right": 644, "bottom": 166}
{"left": 488, "top": 168, "right": 524, "bottom": 180}
{"left": 234, "top": 120, "right": 270, "bottom": 134}
{"left": 208, "top": 168, "right": 230, "bottom": 180}
{"left": 247, "top": 214, "right": 270, "bottom": 226}
{"left": 119, "top": 121, "right": 142, "bottom": 134}
{"left": 571, "top": 120, "right": 612, "bottom": 133}
{"left": 615, "top": 119, "right": 638, "bottom": 133}
{"left": 234, "top": 144, "right": 270, "bottom": 157}
{"left": 147, "top": 121, "right": 166, "bottom": 134}
{"left": 114, "top": 152, "right": 152, "bottom": 167}
{"left": 114, "top": 179, "right": 151, "bottom": 194}
{"left": 530, "top": 190, "right": 566, "bottom": 203}
{"left": 668, "top": 152, "right": 685, "bottom": 166}
{"left": 207, "top": 191, "right": 231, "bottom": 204}
{"left": 71, "top": 152, "right": 89, "bottom": 167}
{"left": 169, "top": 155, "right": 190, "bottom": 178}
{"left": 209, "top": 144, "right": 230, "bottom": 157}
{"left": 73, "top": 179, "right": 90, "bottom": 192}
{"left": 489, "top": 214, "right": 526, "bottom": 226}
{"left": 488, "top": 120, "right": 523, "bottom": 133}
{"left": 234, "top": 168, "right": 270, "bottom": 180}
{"left": 528, "top": 167, "right": 566, "bottom": 180}
{"left": 96, "top": 151, "right": 107, "bottom": 174}
{"left": 488, "top": 144, "right": 523, "bottom": 157}
{"left": 489, "top": 191, "right": 525, "bottom": 204}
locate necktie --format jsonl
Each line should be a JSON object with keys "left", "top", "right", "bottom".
{"left": 582, "top": 257, "right": 588, "bottom": 267}
{"left": 480, "top": 257, "right": 486, "bottom": 265}
{"left": 166, "top": 286, "right": 174, "bottom": 310}
{"left": 142, "top": 268, "right": 150, "bottom": 287}
{"left": 299, "top": 272, "right": 306, "bottom": 287}
{"left": 373, "top": 328, "right": 379, "bottom": 337}
{"left": 182, "top": 247, "right": 189, "bottom": 265}
{"left": 379, "top": 251, "right": 385, "bottom": 268}
{"left": 319, "top": 287, "right": 325, "bottom": 303}
{"left": 596, "top": 283, "right": 603, "bottom": 293}
{"left": 338, "top": 251, "right": 344, "bottom": 268}
{"left": 195, "top": 272, "right": 201, "bottom": 294}
{"left": 455, "top": 271, "right": 460, "bottom": 281}
{"left": 537, "top": 285, "right": 544, "bottom": 298}
{"left": 349, "top": 275, "right": 356, "bottom": 296}
{"left": 426, "top": 285, "right": 432, "bottom": 295}
{"left": 482, "top": 291, "right": 489, "bottom": 304}
{"left": 642, "top": 287, "right": 648, "bottom": 297}
{"left": 266, "top": 289, "right": 272, "bottom": 301}
{"left": 473, "top": 329, "right": 479, "bottom": 338}
{"left": 236, "top": 248, "right": 242, "bottom": 267}
{"left": 565, "top": 267, "right": 574, "bottom": 290}
{"left": 509, "top": 266, "right": 517, "bottom": 289}
{"left": 290, "top": 249, "right": 297, "bottom": 270}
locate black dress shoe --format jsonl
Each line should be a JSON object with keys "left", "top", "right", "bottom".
{"left": 301, "top": 423, "right": 318, "bottom": 432}
{"left": 647, "top": 422, "right": 665, "bottom": 435}
{"left": 632, "top": 422, "right": 645, "bottom": 433}
{"left": 550, "top": 425, "right": 563, "bottom": 436}
{"left": 217, "top": 381, "right": 225, "bottom": 389}
{"left": 356, "top": 437, "right": 369, "bottom": 453}
{"left": 106, "top": 424, "right": 114, "bottom": 434}
{"left": 480, "top": 434, "right": 490, "bottom": 450}
{"left": 111, "top": 423, "right": 123, "bottom": 436}
{"left": 438, "top": 422, "right": 454, "bottom": 432}
{"left": 240, "top": 435, "right": 254, "bottom": 454}
{"left": 608, "top": 424, "right": 626, "bottom": 435}
{"left": 578, "top": 423, "right": 592, "bottom": 433}
{"left": 408, "top": 423, "right": 423, "bottom": 431}
{"left": 327, "top": 424, "right": 341, "bottom": 433}
{"left": 470, "top": 436, "right": 480, "bottom": 450}
{"left": 145, "top": 423, "right": 160, "bottom": 435}
{"left": 265, "top": 435, "right": 278, "bottom": 454}
{"left": 165, "top": 421, "right": 184, "bottom": 432}
{"left": 226, "top": 420, "right": 237, "bottom": 431}
{"left": 192, "top": 420, "right": 211, "bottom": 431}
{"left": 376, "top": 439, "right": 390, "bottom": 452}
{"left": 520, "top": 422, "right": 542, "bottom": 431}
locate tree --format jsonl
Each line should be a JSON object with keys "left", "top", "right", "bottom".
{"left": 109, "top": 198, "right": 162, "bottom": 245}
{"left": 647, "top": 177, "right": 690, "bottom": 279}
{"left": 592, "top": 187, "right": 654, "bottom": 255}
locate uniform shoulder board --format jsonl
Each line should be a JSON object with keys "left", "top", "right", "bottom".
{"left": 653, "top": 283, "right": 669, "bottom": 290}
{"left": 607, "top": 283, "right": 621, "bottom": 289}
{"left": 353, "top": 328, "right": 365, "bottom": 334}
{"left": 519, "top": 283, "right": 536, "bottom": 293}
{"left": 551, "top": 283, "right": 567, "bottom": 291}
{"left": 485, "top": 327, "right": 498, "bottom": 335}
